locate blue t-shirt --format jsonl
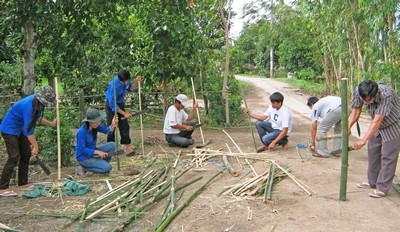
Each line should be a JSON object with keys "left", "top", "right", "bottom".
{"left": 75, "top": 124, "right": 111, "bottom": 161}
{"left": 0, "top": 95, "right": 42, "bottom": 136}
{"left": 105, "top": 76, "right": 133, "bottom": 111}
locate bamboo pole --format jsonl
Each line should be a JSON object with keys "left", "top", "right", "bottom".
{"left": 240, "top": 85, "right": 257, "bottom": 152}
{"left": 222, "top": 130, "right": 258, "bottom": 176}
{"left": 138, "top": 82, "right": 145, "bottom": 156}
{"left": 155, "top": 169, "right": 225, "bottom": 232}
{"left": 54, "top": 77, "right": 62, "bottom": 181}
{"left": 190, "top": 77, "right": 205, "bottom": 144}
{"left": 271, "top": 160, "right": 315, "bottom": 196}
{"left": 113, "top": 79, "right": 121, "bottom": 170}
{"left": 339, "top": 78, "right": 349, "bottom": 201}
{"left": 226, "top": 143, "right": 243, "bottom": 169}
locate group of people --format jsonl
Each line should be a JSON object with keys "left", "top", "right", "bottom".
{"left": 0, "top": 76, "right": 398, "bottom": 199}
{"left": 244, "top": 80, "right": 400, "bottom": 198}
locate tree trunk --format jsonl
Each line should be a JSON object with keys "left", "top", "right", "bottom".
{"left": 218, "top": 0, "right": 232, "bottom": 127}
{"left": 22, "top": 21, "right": 40, "bottom": 97}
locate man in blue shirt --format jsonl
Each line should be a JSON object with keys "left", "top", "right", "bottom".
{"left": 0, "top": 86, "right": 58, "bottom": 197}
{"left": 75, "top": 108, "right": 118, "bottom": 176}
{"left": 105, "top": 69, "right": 142, "bottom": 156}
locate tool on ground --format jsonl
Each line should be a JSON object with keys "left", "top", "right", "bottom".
{"left": 296, "top": 143, "right": 307, "bottom": 162}
{"left": 120, "top": 110, "right": 147, "bottom": 120}
{"left": 36, "top": 156, "right": 51, "bottom": 175}
{"left": 330, "top": 146, "right": 355, "bottom": 156}
{"left": 195, "top": 138, "right": 212, "bottom": 148}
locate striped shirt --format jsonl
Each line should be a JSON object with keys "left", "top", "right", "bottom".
{"left": 351, "top": 83, "right": 400, "bottom": 142}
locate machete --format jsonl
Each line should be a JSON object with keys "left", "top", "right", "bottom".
{"left": 36, "top": 157, "right": 51, "bottom": 175}
{"left": 121, "top": 110, "right": 147, "bottom": 120}
{"left": 356, "top": 121, "right": 361, "bottom": 137}
{"left": 330, "top": 146, "right": 355, "bottom": 157}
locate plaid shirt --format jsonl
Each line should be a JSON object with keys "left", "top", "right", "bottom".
{"left": 351, "top": 83, "right": 400, "bottom": 142}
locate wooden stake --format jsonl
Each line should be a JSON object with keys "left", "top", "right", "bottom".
{"left": 190, "top": 77, "right": 205, "bottom": 144}
{"left": 54, "top": 77, "right": 61, "bottom": 181}
{"left": 138, "top": 82, "right": 145, "bottom": 156}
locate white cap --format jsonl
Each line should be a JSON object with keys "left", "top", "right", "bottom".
{"left": 176, "top": 94, "right": 188, "bottom": 107}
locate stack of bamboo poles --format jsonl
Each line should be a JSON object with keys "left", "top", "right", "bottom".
{"left": 219, "top": 162, "right": 288, "bottom": 201}
{"left": 61, "top": 164, "right": 224, "bottom": 232}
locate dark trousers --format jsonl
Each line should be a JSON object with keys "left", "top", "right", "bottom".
{"left": 105, "top": 101, "right": 131, "bottom": 145}
{"left": 0, "top": 133, "right": 32, "bottom": 189}
{"left": 367, "top": 134, "right": 400, "bottom": 194}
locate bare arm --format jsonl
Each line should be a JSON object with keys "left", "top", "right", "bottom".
{"left": 310, "top": 121, "right": 317, "bottom": 147}
{"left": 243, "top": 108, "right": 268, "bottom": 121}
{"left": 268, "top": 128, "right": 288, "bottom": 149}
{"left": 348, "top": 107, "right": 362, "bottom": 131}
{"left": 352, "top": 115, "right": 384, "bottom": 150}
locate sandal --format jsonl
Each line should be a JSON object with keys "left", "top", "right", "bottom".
{"left": 312, "top": 153, "right": 328, "bottom": 158}
{"left": 0, "top": 189, "right": 18, "bottom": 197}
{"left": 356, "top": 182, "right": 370, "bottom": 189}
{"left": 126, "top": 150, "right": 138, "bottom": 156}
{"left": 256, "top": 145, "right": 266, "bottom": 153}
{"left": 369, "top": 190, "right": 385, "bottom": 198}
{"left": 75, "top": 168, "right": 87, "bottom": 177}
{"left": 19, "top": 184, "right": 35, "bottom": 191}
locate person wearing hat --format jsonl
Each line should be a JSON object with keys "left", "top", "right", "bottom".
{"left": 75, "top": 108, "right": 119, "bottom": 176}
{"left": 0, "top": 86, "right": 58, "bottom": 197}
{"left": 105, "top": 69, "right": 142, "bottom": 156}
{"left": 163, "top": 94, "right": 199, "bottom": 147}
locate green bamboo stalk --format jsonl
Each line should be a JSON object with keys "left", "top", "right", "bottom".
{"left": 339, "top": 78, "right": 349, "bottom": 201}
{"left": 155, "top": 192, "right": 172, "bottom": 228}
{"left": 77, "top": 199, "right": 90, "bottom": 232}
{"left": 154, "top": 176, "right": 203, "bottom": 202}
{"left": 169, "top": 170, "right": 176, "bottom": 213}
{"left": 155, "top": 169, "right": 225, "bottom": 232}
{"left": 265, "top": 163, "right": 276, "bottom": 201}
{"left": 241, "top": 85, "right": 258, "bottom": 152}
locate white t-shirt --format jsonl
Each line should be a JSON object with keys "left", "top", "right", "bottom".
{"left": 163, "top": 105, "right": 188, "bottom": 134}
{"left": 263, "top": 105, "right": 293, "bottom": 133}
{"left": 311, "top": 96, "right": 341, "bottom": 122}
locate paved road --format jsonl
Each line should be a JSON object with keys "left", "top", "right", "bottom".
{"left": 236, "top": 75, "right": 370, "bottom": 139}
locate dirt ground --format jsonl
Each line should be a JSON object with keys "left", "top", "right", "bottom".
{"left": 1, "top": 81, "right": 400, "bottom": 232}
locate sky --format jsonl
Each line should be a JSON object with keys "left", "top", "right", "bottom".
{"left": 230, "top": 1, "right": 248, "bottom": 38}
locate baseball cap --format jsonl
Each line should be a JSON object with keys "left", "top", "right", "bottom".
{"left": 176, "top": 94, "right": 188, "bottom": 107}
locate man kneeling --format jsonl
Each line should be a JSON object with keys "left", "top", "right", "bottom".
{"left": 163, "top": 94, "right": 199, "bottom": 147}
{"left": 244, "top": 92, "right": 293, "bottom": 153}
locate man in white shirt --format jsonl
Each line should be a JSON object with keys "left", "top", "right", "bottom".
{"left": 163, "top": 94, "right": 199, "bottom": 147}
{"left": 307, "top": 96, "right": 342, "bottom": 158}
{"left": 244, "top": 92, "right": 293, "bottom": 153}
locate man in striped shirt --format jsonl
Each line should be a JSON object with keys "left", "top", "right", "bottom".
{"left": 348, "top": 80, "right": 400, "bottom": 198}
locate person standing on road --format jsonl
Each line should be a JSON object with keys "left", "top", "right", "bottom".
{"left": 348, "top": 80, "right": 400, "bottom": 198}
{"left": 307, "top": 96, "right": 342, "bottom": 158}
{"left": 75, "top": 108, "right": 118, "bottom": 177}
{"left": 244, "top": 92, "right": 293, "bottom": 153}
{"left": 0, "top": 86, "right": 58, "bottom": 197}
{"left": 163, "top": 94, "right": 199, "bottom": 147}
{"left": 105, "top": 69, "right": 141, "bottom": 156}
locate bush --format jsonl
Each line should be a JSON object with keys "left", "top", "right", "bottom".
{"left": 35, "top": 111, "right": 75, "bottom": 167}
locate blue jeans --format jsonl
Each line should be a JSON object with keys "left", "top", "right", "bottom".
{"left": 78, "top": 142, "right": 115, "bottom": 173}
{"left": 255, "top": 121, "right": 287, "bottom": 146}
